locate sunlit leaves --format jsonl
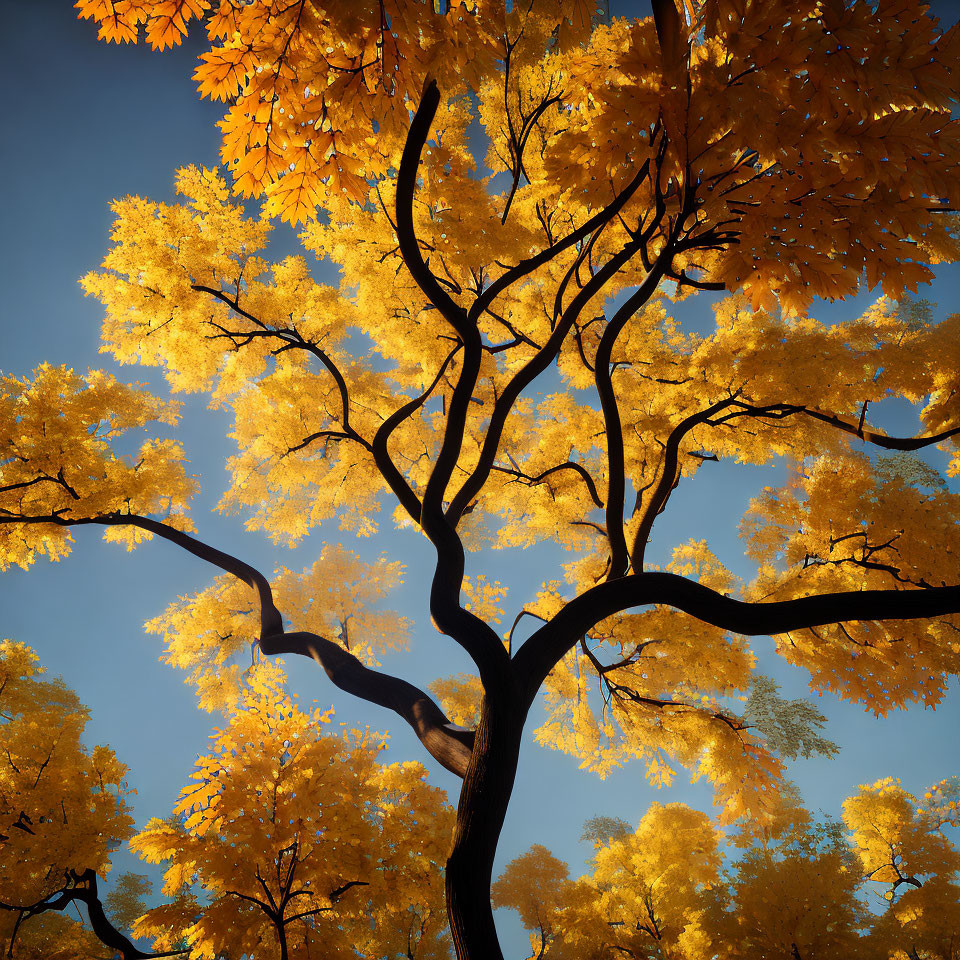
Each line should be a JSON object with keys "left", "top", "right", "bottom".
{"left": 538, "top": 3, "right": 960, "bottom": 313}
{"left": 721, "top": 795, "right": 868, "bottom": 960}
{"left": 0, "top": 365, "right": 196, "bottom": 569}
{"left": 427, "top": 673, "right": 483, "bottom": 728}
{"left": 497, "top": 804, "right": 722, "bottom": 960}
{"left": 845, "top": 778, "right": 960, "bottom": 898}
{"left": 498, "top": 779, "right": 960, "bottom": 960}
{"left": 78, "top": 0, "right": 507, "bottom": 222}
{"left": 131, "top": 666, "right": 453, "bottom": 959}
{"left": 742, "top": 454, "right": 960, "bottom": 712}
{"left": 529, "top": 542, "right": 780, "bottom": 822}
{"left": 146, "top": 543, "right": 410, "bottom": 711}
{"left": 63, "top": 1, "right": 960, "bottom": 925}
{"left": 0, "top": 642, "right": 134, "bottom": 947}
{"left": 490, "top": 844, "right": 570, "bottom": 957}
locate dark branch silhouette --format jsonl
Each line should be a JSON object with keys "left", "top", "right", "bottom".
{"left": 0, "top": 869, "right": 186, "bottom": 960}
{"left": 0, "top": 511, "right": 474, "bottom": 777}
{"left": 514, "top": 572, "right": 960, "bottom": 701}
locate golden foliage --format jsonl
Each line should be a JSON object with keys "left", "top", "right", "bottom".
{"left": 131, "top": 664, "right": 454, "bottom": 959}
{"left": 146, "top": 542, "right": 410, "bottom": 710}
{"left": 497, "top": 778, "right": 960, "bottom": 960}
{"left": 0, "top": 642, "right": 134, "bottom": 948}
{"left": 33, "top": 5, "right": 960, "bottom": 946}
{"left": 0, "top": 365, "right": 195, "bottom": 569}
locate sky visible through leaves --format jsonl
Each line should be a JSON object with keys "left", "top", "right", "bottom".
{"left": 2, "top": 1, "right": 960, "bottom": 952}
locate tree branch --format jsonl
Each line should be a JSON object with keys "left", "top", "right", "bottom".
{"left": 469, "top": 163, "right": 650, "bottom": 327}
{"left": 328, "top": 880, "right": 369, "bottom": 903}
{"left": 799, "top": 407, "right": 960, "bottom": 451}
{"left": 491, "top": 460, "right": 604, "bottom": 509}
{"left": 261, "top": 630, "right": 474, "bottom": 777}
{"left": 631, "top": 398, "right": 736, "bottom": 567}
{"left": 191, "top": 283, "right": 362, "bottom": 440}
{"left": 370, "top": 346, "right": 459, "bottom": 524}
{"left": 630, "top": 397, "right": 960, "bottom": 568}
{"left": 396, "top": 78, "right": 470, "bottom": 341}
{"left": 593, "top": 259, "right": 672, "bottom": 578}
{"left": 396, "top": 77, "right": 511, "bottom": 691}
{"left": 514, "top": 570, "right": 960, "bottom": 702}
{"left": 1, "top": 869, "right": 186, "bottom": 960}
{"left": 0, "top": 512, "right": 474, "bottom": 777}
{"left": 446, "top": 234, "right": 646, "bottom": 526}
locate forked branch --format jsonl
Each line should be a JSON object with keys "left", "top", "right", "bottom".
{"left": 395, "top": 79, "right": 517, "bottom": 691}
{"left": 631, "top": 398, "right": 737, "bottom": 567}
{"left": 630, "top": 397, "right": 960, "bottom": 568}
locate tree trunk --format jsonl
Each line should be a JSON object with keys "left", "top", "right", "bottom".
{"left": 445, "top": 698, "right": 524, "bottom": 960}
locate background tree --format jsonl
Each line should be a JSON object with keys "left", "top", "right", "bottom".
{"left": 3, "top": 1, "right": 960, "bottom": 957}
{"left": 716, "top": 793, "right": 868, "bottom": 960}
{"left": 846, "top": 776, "right": 960, "bottom": 960}
{"left": 496, "top": 780, "right": 960, "bottom": 960}
{"left": 491, "top": 845, "right": 571, "bottom": 959}
{"left": 131, "top": 663, "right": 454, "bottom": 960}
{"left": 106, "top": 873, "right": 154, "bottom": 941}
{"left": 496, "top": 804, "right": 723, "bottom": 960}
{"left": 0, "top": 641, "right": 149, "bottom": 959}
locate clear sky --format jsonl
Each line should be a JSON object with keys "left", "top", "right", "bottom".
{"left": 2, "top": 1, "right": 960, "bottom": 953}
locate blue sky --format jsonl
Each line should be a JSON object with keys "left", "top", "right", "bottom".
{"left": 2, "top": 1, "right": 960, "bottom": 951}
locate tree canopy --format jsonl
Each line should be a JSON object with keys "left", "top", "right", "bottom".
{"left": 495, "top": 778, "right": 960, "bottom": 960}
{"left": 3, "top": 0, "right": 960, "bottom": 957}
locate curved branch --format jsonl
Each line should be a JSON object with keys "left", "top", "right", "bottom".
{"left": 0, "top": 512, "right": 474, "bottom": 777}
{"left": 1, "top": 869, "right": 186, "bottom": 960}
{"left": 593, "top": 260, "right": 671, "bottom": 577}
{"left": 371, "top": 346, "right": 459, "bottom": 523}
{"left": 282, "top": 430, "right": 360, "bottom": 458}
{"left": 500, "top": 90, "right": 565, "bottom": 225}
{"left": 396, "top": 79, "right": 510, "bottom": 689}
{"left": 225, "top": 889, "right": 274, "bottom": 914}
{"left": 328, "top": 880, "right": 370, "bottom": 903}
{"left": 470, "top": 164, "right": 650, "bottom": 324}
{"left": 632, "top": 398, "right": 736, "bottom": 567}
{"left": 799, "top": 407, "right": 960, "bottom": 450}
{"left": 514, "top": 570, "right": 960, "bottom": 702}
{"left": 492, "top": 460, "right": 604, "bottom": 509}
{"left": 191, "top": 283, "right": 362, "bottom": 440}
{"left": 630, "top": 398, "right": 960, "bottom": 569}
{"left": 396, "top": 78, "right": 469, "bottom": 339}
{"left": 446, "top": 235, "right": 646, "bottom": 526}
{"left": 260, "top": 630, "right": 473, "bottom": 777}
{"left": 0, "top": 471, "right": 80, "bottom": 500}
{"left": 712, "top": 400, "right": 960, "bottom": 452}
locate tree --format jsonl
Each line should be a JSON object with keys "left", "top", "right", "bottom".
{"left": 846, "top": 776, "right": 960, "bottom": 960}
{"left": 105, "top": 873, "right": 154, "bottom": 940}
{"left": 130, "top": 663, "right": 454, "bottom": 960}
{"left": 495, "top": 805, "right": 722, "bottom": 960}
{"left": 5, "top": 1, "right": 960, "bottom": 956}
{"left": 717, "top": 794, "right": 868, "bottom": 960}
{"left": 0, "top": 641, "right": 144, "bottom": 959}
{"left": 491, "top": 845, "right": 571, "bottom": 959}
{"left": 495, "top": 782, "right": 960, "bottom": 959}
